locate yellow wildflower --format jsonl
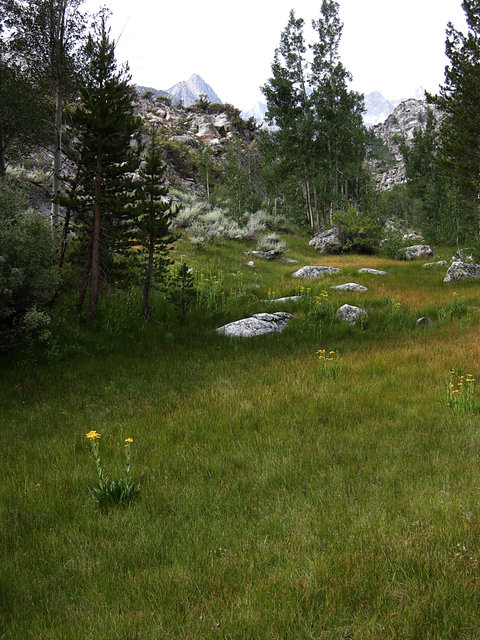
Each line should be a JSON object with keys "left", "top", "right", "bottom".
{"left": 125, "top": 438, "right": 133, "bottom": 444}
{"left": 86, "top": 430, "right": 101, "bottom": 440}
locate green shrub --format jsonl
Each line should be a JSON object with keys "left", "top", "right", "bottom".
{"left": 0, "top": 183, "right": 59, "bottom": 350}
{"left": 332, "top": 206, "right": 381, "bottom": 254}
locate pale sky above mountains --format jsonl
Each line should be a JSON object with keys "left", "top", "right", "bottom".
{"left": 83, "top": 0, "right": 467, "bottom": 110}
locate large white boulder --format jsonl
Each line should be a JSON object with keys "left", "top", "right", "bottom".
{"left": 309, "top": 227, "right": 342, "bottom": 253}
{"left": 336, "top": 304, "right": 367, "bottom": 326}
{"left": 400, "top": 244, "right": 435, "bottom": 260}
{"left": 292, "top": 266, "right": 340, "bottom": 279}
{"left": 216, "top": 312, "right": 293, "bottom": 337}
{"left": 331, "top": 283, "right": 368, "bottom": 292}
{"left": 444, "top": 261, "right": 480, "bottom": 284}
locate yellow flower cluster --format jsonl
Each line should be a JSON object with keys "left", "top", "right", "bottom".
{"left": 199, "top": 272, "right": 220, "bottom": 286}
{"left": 316, "top": 348, "right": 338, "bottom": 361}
{"left": 314, "top": 290, "right": 329, "bottom": 304}
{"left": 86, "top": 430, "right": 101, "bottom": 440}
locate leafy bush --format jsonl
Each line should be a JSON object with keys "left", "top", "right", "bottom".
{"left": 0, "top": 182, "right": 59, "bottom": 350}
{"left": 332, "top": 206, "right": 381, "bottom": 254}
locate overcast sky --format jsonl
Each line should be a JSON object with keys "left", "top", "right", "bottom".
{"left": 83, "top": 0, "right": 467, "bottom": 110}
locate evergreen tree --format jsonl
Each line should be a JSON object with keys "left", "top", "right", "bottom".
{"left": 0, "top": 36, "right": 49, "bottom": 177}
{"left": 429, "top": 0, "right": 480, "bottom": 237}
{"left": 135, "top": 127, "right": 176, "bottom": 321}
{"left": 401, "top": 110, "right": 460, "bottom": 243}
{"left": 68, "top": 10, "right": 140, "bottom": 323}
{"left": 3, "top": 0, "right": 86, "bottom": 223}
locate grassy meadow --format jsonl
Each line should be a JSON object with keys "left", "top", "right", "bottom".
{"left": 3, "top": 231, "right": 480, "bottom": 639}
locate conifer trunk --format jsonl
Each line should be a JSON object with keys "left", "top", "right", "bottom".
{"left": 142, "top": 195, "right": 155, "bottom": 321}
{"left": 87, "top": 151, "right": 102, "bottom": 323}
{"left": 51, "top": 82, "right": 63, "bottom": 226}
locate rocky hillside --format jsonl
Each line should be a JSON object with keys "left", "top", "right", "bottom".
{"left": 136, "top": 93, "right": 257, "bottom": 194}
{"left": 369, "top": 98, "right": 442, "bottom": 190}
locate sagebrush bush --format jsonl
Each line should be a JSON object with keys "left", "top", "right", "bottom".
{"left": 255, "top": 232, "right": 286, "bottom": 257}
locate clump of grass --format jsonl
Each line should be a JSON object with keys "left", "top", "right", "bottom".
{"left": 86, "top": 431, "right": 140, "bottom": 509}
{"left": 445, "top": 368, "right": 477, "bottom": 415}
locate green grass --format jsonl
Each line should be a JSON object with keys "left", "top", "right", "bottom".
{"left": 3, "top": 233, "right": 480, "bottom": 639}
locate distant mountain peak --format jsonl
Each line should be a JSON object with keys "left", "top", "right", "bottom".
{"left": 167, "top": 73, "right": 222, "bottom": 107}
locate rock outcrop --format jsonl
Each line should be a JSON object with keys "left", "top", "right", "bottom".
{"left": 369, "top": 99, "right": 442, "bottom": 191}
{"left": 216, "top": 312, "right": 293, "bottom": 337}
{"left": 444, "top": 261, "right": 480, "bottom": 283}
{"left": 309, "top": 227, "right": 342, "bottom": 253}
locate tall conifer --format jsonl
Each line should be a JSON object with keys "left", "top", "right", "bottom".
{"left": 68, "top": 10, "right": 140, "bottom": 323}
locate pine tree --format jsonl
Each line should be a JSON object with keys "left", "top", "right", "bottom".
{"left": 135, "top": 127, "right": 176, "bottom": 321}
{"left": 429, "top": 0, "right": 480, "bottom": 237}
{"left": 68, "top": 10, "right": 140, "bottom": 323}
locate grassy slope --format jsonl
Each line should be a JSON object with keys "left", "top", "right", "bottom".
{"left": 2, "top": 234, "right": 480, "bottom": 639}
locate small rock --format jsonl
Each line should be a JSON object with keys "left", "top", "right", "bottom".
{"left": 292, "top": 266, "right": 341, "bottom": 279}
{"left": 358, "top": 268, "right": 389, "bottom": 275}
{"left": 246, "top": 261, "right": 255, "bottom": 267}
{"left": 216, "top": 312, "right": 293, "bottom": 338}
{"left": 336, "top": 304, "right": 367, "bottom": 325}
{"left": 423, "top": 260, "right": 447, "bottom": 268}
{"left": 331, "top": 282, "right": 368, "bottom": 292}
{"left": 416, "top": 316, "right": 435, "bottom": 327}
{"left": 444, "top": 261, "right": 480, "bottom": 284}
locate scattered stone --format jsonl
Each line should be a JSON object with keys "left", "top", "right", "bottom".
{"left": 279, "top": 257, "right": 299, "bottom": 264}
{"left": 292, "top": 266, "right": 341, "bottom": 279}
{"left": 416, "top": 316, "right": 435, "bottom": 327}
{"left": 443, "top": 261, "right": 480, "bottom": 284}
{"left": 246, "top": 249, "right": 280, "bottom": 261}
{"left": 403, "top": 231, "right": 424, "bottom": 242}
{"left": 336, "top": 304, "right": 367, "bottom": 326}
{"left": 246, "top": 261, "right": 255, "bottom": 267}
{"left": 309, "top": 226, "right": 342, "bottom": 253}
{"left": 216, "top": 312, "right": 293, "bottom": 338}
{"left": 399, "top": 244, "right": 435, "bottom": 260}
{"left": 358, "top": 268, "right": 389, "bottom": 275}
{"left": 423, "top": 260, "right": 447, "bottom": 268}
{"left": 264, "top": 296, "right": 300, "bottom": 303}
{"left": 331, "top": 282, "right": 368, "bottom": 292}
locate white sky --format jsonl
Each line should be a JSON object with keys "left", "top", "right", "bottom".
{"left": 83, "top": 0, "right": 467, "bottom": 110}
